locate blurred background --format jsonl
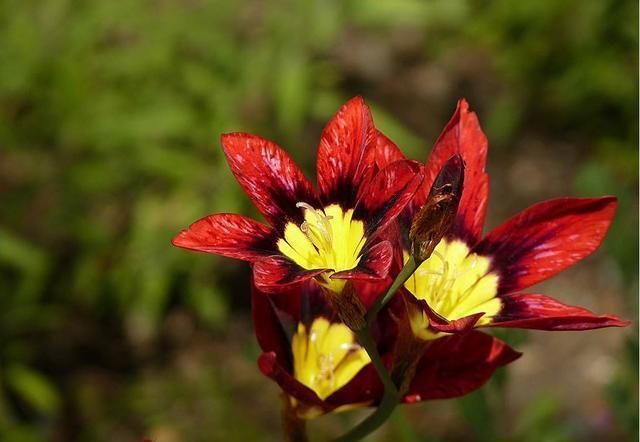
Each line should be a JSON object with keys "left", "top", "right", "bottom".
{"left": 1, "top": 0, "right": 637, "bottom": 441}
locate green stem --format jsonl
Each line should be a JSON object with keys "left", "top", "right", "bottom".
{"left": 354, "top": 328, "right": 396, "bottom": 395}
{"left": 333, "top": 328, "right": 399, "bottom": 442}
{"left": 333, "top": 386, "right": 399, "bottom": 442}
{"left": 365, "top": 256, "right": 418, "bottom": 326}
{"left": 333, "top": 257, "right": 421, "bottom": 441}
{"left": 281, "top": 394, "right": 308, "bottom": 442}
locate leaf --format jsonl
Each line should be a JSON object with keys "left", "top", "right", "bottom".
{"left": 5, "top": 365, "right": 61, "bottom": 415}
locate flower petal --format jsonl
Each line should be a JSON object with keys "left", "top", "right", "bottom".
{"left": 172, "top": 213, "right": 275, "bottom": 261}
{"left": 221, "top": 133, "right": 317, "bottom": 230}
{"left": 473, "top": 196, "right": 617, "bottom": 294}
{"left": 488, "top": 293, "right": 630, "bottom": 330}
{"left": 404, "top": 295, "right": 483, "bottom": 335}
{"left": 365, "top": 130, "right": 407, "bottom": 170}
{"left": 251, "top": 285, "right": 292, "bottom": 369}
{"left": 350, "top": 278, "right": 393, "bottom": 311}
{"left": 404, "top": 331, "right": 520, "bottom": 402}
{"left": 317, "top": 97, "right": 378, "bottom": 207}
{"left": 263, "top": 281, "right": 335, "bottom": 327}
{"left": 258, "top": 352, "right": 325, "bottom": 408}
{"left": 355, "top": 160, "right": 424, "bottom": 238}
{"left": 407, "top": 99, "right": 489, "bottom": 244}
{"left": 324, "top": 362, "right": 384, "bottom": 408}
{"left": 331, "top": 240, "right": 394, "bottom": 282}
{"left": 253, "top": 255, "right": 327, "bottom": 293}
{"left": 259, "top": 350, "right": 379, "bottom": 415}
{"left": 426, "top": 309, "right": 485, "bottom": 334}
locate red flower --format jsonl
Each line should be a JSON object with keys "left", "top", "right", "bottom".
{"left": 388, "top": 99, "right": 629, "bottom": 338}
{"left": 252, "top": 281, "right": 519, "bottom": 417}
{"left": 172, "top": 98, "right": 423, "bottom": 302}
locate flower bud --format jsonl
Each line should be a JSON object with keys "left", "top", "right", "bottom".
{"left": 409, "top": 154, "right": 464, "bottom": 263}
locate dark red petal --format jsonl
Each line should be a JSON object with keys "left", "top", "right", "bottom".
{"left": 317, "top": 97, "right": 378, "bottom": 206}
{"left": 403, "top": 294, "right": 483, "bottom": 334}
{"left": 258, "top": 352, "right": 325, "bottom": 408}
{"left": 355, "top": 160, "right": 424, "bottom": 238}
{"left": 405, "top": 331, "right": 521, "bottom": 402}
{"left": 325, "top": 360, "right": 386, "bottom": 407}
{"left": 257, "top": 277, "right": 337, "bottom": 324}
{"left": 426, "top": 308, "right": 484, "bottom": 334}
{"left": 172, "top": 213, "right": 275, "bottom": 261}
{"left": 331, "top": 241, "right": 393, "bottom": 282}
{"left": 251, "top": 285, "right": 292, "bottom": 368}
{"left": 488, "top": 293, "right": 630, "bottom": 330}
{"left": 429, "top": 313, "right": 485, "bottom": 334}
{"left": 253, "top": 256, "right": 327, "bottom": 293}
{"left": 350, "top": 277, "right": 393, "bottom": 310}
{"left": 378, "top": 221, "right": 406, "bottom": 273}
{"left": 365, "top": 130, "right": 407, "bottom": 170}
{"left": 267, "top": 283, "right": 307, "bottom": 324}
{"left": 407, "top": 99, "right": 489, "bottom": 244}
{"left": 221, "top": 133, "right": 317, "bottom": 230}
{"left": 474, "top": 196, "right": 617, "bottom": 294}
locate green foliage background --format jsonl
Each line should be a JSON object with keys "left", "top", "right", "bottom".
{"left": 0, "top": 0, "right": 637, "bottom": 441}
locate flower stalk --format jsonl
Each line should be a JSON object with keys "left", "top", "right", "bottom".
{"left": 334, "top": 155, "right": 466, "bottom": 440}
{"left": 333, "top": 384, "right": 399, "bottom": 442}
{"left": 365, "top": 256, "right": 418, "bottom": 326}
{"left": 333, "top": 256, "right": 420, "bottom": 441}
{"left": 282, "top": 394, "right": 308, "bottom": 442}
{"left": 333, "top": 327, "right": 400, "bottom": 442}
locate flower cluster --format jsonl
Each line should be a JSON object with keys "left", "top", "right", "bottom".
{"left": 173, "top": 97, "right": 628, "bottom": 439}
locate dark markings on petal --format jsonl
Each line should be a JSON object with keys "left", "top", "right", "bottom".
{"left": 331, "top": 240, "right": 394, "bottom": 282}
{"left": 221, "top": 133, "right": 318, "bottom": 232}
{"left": 355, "top": 160, "right": 424, "bottom": 239}
{"left": 317, "top": 97, "right": 378, "bottom": 208}
{"left": 473, "top": 196, "right": 617, "bottom": 294}
{"left": 253, "top": 255, "right": 327, "bottom": 293}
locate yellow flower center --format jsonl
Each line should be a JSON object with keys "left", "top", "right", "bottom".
{"left": 291, "top": 318, "right": 371, "bottom": 401}
{"left": 277, "top": 204, "right": 366, "bottom": 293}
{"left": 404, "top": 239, "right": 501, "bottom": 340}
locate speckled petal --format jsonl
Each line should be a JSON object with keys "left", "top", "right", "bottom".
{"left": 172, "top": 213, "right": 275, "bottom": 260}
{"left": 221, "top": 133, "right": 317, "bottom": 231}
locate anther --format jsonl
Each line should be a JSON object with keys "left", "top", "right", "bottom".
{"left": 296, "top": 201, "right": 316, "bottom": 213}
{"left": 296, "top": 202, "right": 334, "bottom": 246}
{"left": 339, "top": 343, "right": 361, "bottom": 351}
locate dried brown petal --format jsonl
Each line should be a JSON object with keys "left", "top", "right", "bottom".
{"left": 409, "top": 155, "right": 464, "bottom": 262}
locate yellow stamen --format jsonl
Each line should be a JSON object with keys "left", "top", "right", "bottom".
{"left": 292, "top": 318, "right": 371, "bottom": 401}
{"left": 278, "top": 204, "right": 366, "bottom": 293}
{"left": 296, "top": 202, "right": 333, "bottom": 246}
{"left": 404, "top": 239, "right": 501, "bottom": 340}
